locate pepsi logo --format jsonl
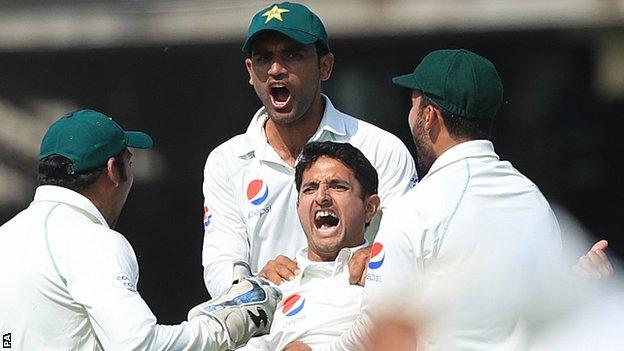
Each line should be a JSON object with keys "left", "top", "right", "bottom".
{"left": 282, "top": 293, "right": 305, "bottom": 317}
{"left": 247, "top": 179, "right": 269, "bottom": 206}
{"left": 368, "top": 242, "right": 385, "bottom": 270}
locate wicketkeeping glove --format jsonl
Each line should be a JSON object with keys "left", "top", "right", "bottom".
{"left": 188, "top": 261, "right": 282, "bottom": 349}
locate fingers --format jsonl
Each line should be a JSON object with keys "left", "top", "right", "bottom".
{"left": 590, "top": 239, "right": 608, "bottom": 252}
{"left": 259, "top": 255, "right": 300, "bottom": 285}
{"left": 587, "top": 250, "right": 613, "bottom": 277}
{"left": 573, "top": 255, "right": 600, "bottom": 278}
{"left": 573, "top": 250, "right": 614, "bottom": 279}
{"left": 348, "top": 246, "right": 372, "bottom": 286}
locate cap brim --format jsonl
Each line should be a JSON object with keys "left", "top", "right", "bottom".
{"left": 391, "top": 73, "right": 422, "bottom": 90}
{"left": 125, "top": 131, "right": 153, "bottom": 149}
{"left": 242, "top": 28, "right": 319, "bottom": 53}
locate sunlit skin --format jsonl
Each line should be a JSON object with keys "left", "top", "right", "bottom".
{"left": 85, "top": 149, "right": 134, "bottom": 228}
{"left": 109, "top": 149, "right": 134, "bottom": 228}
{"left": 408, "top": 91, "right": 454, "bottom": 177}
{"left": 245, "top": 32, "right": 334, "bottom": 166}
{"left": 296, "top": 156, "right": 379, "bottom": 262}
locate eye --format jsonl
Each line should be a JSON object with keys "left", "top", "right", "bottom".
{"left": 331, "top": 183, "right": 349, "bottom": 191}
{"left": 286, "top": 51, "right": 303, "bottom": 59}
{"left": 253, "top": 53, "right": 270, "bottom": 63}
{"left": 301, "top": 184, "right": 317, "bottom": 194}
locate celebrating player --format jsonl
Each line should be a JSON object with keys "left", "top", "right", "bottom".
{"left": 201, "top": 1, "right": 416, "bottom": 296}
{"left": 318, "top": 49, "right": 566, "bottom": 350}
{"left": 0, "top": 109, "right": 280, "bottom": 350}
{"left": 238, "top": 141, "right": 379, "bottom": 350}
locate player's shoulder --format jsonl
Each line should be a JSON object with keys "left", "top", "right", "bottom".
{"left": 203, "top": 132, "right": 252, "bottom": 173}
{"left": 339, "top": 110, "right": 409, "bottom": 151}
{"left": 63, "top": 220, "right": 133, "bottom": 256}
{"left": 387, "top": 182, "right": 430, "bottom": 214}
{"left": 207, "top": 133, "right": 249, "bottom": 161}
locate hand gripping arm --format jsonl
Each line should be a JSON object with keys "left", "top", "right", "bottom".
{"left": 189, "top": 261, "right": 282, "bottom": 349}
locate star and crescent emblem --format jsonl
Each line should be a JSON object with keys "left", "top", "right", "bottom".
{"left": 262, "top": 5, "right": 290, "bottom": 23}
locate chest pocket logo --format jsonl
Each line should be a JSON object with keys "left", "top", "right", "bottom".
{"left": 247, "top": 179, "right": 269, "bottom": 206}
{"left": 282, "top": 293, "right": 305, "bottom": 316}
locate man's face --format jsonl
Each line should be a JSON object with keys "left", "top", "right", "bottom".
{"left": 297, "top": 156, "right": 378, "bottom": 261}
{"left": 245, "top": 32, "right": 334, "bottom": 125}
{"left": 409, "top": 91, "right": 437, "bottom": 176}
{"left": 110, "top": 149, "right": 134, "bottom": 228}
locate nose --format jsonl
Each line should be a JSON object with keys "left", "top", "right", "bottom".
{"left": 314, "top": 184, "right": 332, "bottom": 207}
{"left": 268, "top": 60, "right": 287, "bottom": 79}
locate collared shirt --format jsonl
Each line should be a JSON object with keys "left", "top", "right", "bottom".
{"left": 240, "top": 243, "right": 368, "bottom": 351}
{"left": 202, "top": 95, "right": 417, "bottom": 296}
{"left": 327, "top": 140, "right": 562, "bottom": 350}
{"left": 0, "top": 185, "right": 231, "bottom": 351}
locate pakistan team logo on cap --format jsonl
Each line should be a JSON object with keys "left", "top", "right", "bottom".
{"left": 262, "top": 5, "right": 290, "bottom": 23}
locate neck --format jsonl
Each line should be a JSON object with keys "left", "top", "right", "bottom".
{"left": 265, "top": 95, "right": 325, "bottom": 167}
{"left": 307, "top": 250, "right": 337, "bottom": 262}
{"left": 432, "top": 129, "right": 464, "bottom": 159}
{"left": 80, "top": 187, "right": 118, "bottom": 228}
{"left": 306, "top": 238, "right": 366, "bottom": 262}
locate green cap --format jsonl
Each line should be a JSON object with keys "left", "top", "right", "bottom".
{"left": 392, "top": 49, "right": 503, "bottom": 119}
{"left": 242, "top": 2, "right": 329, "bottom": 53}
{"left": 39, "top": 109, "right": 153, "bottom": 174}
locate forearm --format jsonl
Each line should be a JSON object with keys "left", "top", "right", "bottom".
{"left": 147, "top": 316, "right": 231, "bottom": 351}
{"left": 204, "top": 259, "right": 235, "bottom": 296}
{"left": 316, "top": 313, "right": 371, "bottom": 351}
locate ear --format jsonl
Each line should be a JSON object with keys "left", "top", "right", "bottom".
{"left": 423, "top": 105, "right": 441, "bottom": 132}
{"left": 244, "top": 58, "right": 254, "bottom": 86}
{"left": 319, "top": 53, "right": 334, "bottom": 81}
{"left": 364, "top": 194, "right": 381, "bottom": 224}
{"left": 106, "top": 157, "right": 121, "bottom": 187}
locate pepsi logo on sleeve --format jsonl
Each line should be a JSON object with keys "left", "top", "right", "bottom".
{"left": 368, "top": 242, "right": 385, "bottom": 270}
{"left": 282, "top": 293, "right": 305, "bottom": 317}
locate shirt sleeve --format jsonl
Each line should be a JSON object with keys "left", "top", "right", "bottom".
{"left": 319, "top": 207, "right": 419, "bottom": 351}
{"left": 66, "top": 226, "right": 231, "bottom": 351}
{"left": 202, "top": 149, "right": 250, "bottom": 296}
{"left": 363, "top": 136, "right": 417, "bottom": 242}
{"left": 374, "top": 136, "right": 417, "bottom": 208}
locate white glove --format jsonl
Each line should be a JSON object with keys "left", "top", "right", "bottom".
{"left": 188, "top": 261, "right": 282, "bottom": 349}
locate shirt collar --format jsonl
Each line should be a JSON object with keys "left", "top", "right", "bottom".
{"left": 295, "top": 240, "right": 369, "bottom": 280}
{"left": 32, "top": 185, "right": 109, "bottom": 228}
{"left": 422, "top": 140, "right": 499, "bottom": 181}
{"left": 234, "top": 94, "right": 348, "bottom": 160}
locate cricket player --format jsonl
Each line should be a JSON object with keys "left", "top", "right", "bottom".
{"left": 201, "top": 1, "right": 417, "bottom": 297}
{"left": 238, "top": 141, "right": 379, "bottom": 351}
{"left": 0, "top": 109, "right": 280, "bottom": 351}
{"left": 318, "top": 49, "right": 566, "bottom": 350}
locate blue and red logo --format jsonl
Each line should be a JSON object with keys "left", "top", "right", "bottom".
{"left": 282, "top": 293, "right": 305, "bottom": 316}
{"left": 203, "top": 206, "right": 213, "bottom": 231}
{"left": 368, "top": 242, "right": 385, "bottom": 270}
{"left": 247, "top": 179, "right": 269, "bottom": 206}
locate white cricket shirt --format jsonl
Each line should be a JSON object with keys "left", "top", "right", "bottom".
{"left": 239, "top": 243, "right": 366, "bottom": 351}
{"left": 0, "top": 185, "right": 232, "bottom": 351}
{"left": 326, "top": 140, "right": 562, "bottom": 350}
{"left": 202, "top": 95, "right": 417, "bottom": 296}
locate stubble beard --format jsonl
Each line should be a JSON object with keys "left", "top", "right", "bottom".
{"left": 413, "top": 112, "right": 437, "bottom": 177}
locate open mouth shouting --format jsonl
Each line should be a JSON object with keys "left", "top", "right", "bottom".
{"left": 314, "top": 209, "right": 340, "bottom": 234}
{"left": 269, "top": 84, "right": 292, "bottom": 111}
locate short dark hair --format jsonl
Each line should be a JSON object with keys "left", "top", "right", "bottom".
{"left": 38, "top": 151, "right": 126, "bottom": 191}
{"left": 421, "top": 94, "right": 494, "bottom": 140}
{"left": 295, "top": 141, "right": 378, "bottom": 198}
{"left": 314, "top": 41, "right": 330, "bottom": 58}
